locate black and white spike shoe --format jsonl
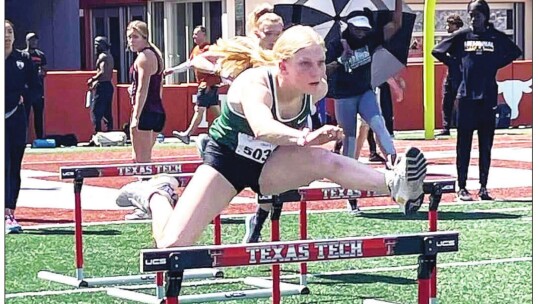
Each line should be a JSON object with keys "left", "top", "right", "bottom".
{"left": 385, "top": 147, "right": 428, "bottom": 215}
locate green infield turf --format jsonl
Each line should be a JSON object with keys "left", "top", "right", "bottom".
{"left": 5, "top": 201, "right": 532, "bottom": 304}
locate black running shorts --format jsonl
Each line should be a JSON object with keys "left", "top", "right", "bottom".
{"left": 138, "top": 111, "right": 166, "bottom": 132}
{"left": 203, "top": 137, "right": 266, "bottom": 195}
{"left": 196, "top": 86, "right": 219, "bottom": 108}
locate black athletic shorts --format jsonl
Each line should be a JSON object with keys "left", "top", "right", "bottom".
{"left": 203, "top": 137, "right": 266, "bottom": 195}
{"left": 196, "top": 86, "right": 219, "bottom": 108}
{"left": 138, "top": 111, "right": 166, "bottom": 132}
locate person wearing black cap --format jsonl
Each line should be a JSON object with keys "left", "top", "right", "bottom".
{"left": 87, "top": 36, "right": 115, "bottom": 136}
{"left": 5, "top": 20, "right": 40, "bottom": 234}
{"left": 325, "top": 1, "right": 402, "bottom": 215}
{"left": 22, "top": 32, "right": 47, "bottom": 139}
{"left": 432, "top": 0, "right": 522, "bottom": 201}
{"left": 435, "top": 14, "right": 464, "bottom": 137}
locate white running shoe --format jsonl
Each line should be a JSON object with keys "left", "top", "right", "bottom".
{"left": 116, "top": 175, "right": 180, "bottom": 217}
{"left": 242, "top": 214, "right": 258, "bottom": 244}
{"left": 116, "top": 180, "right": 146, "bottom": 208}
{"left": 125, "top": 209, "right": 152, "bottom": 220}
{"left": 5, "top": 215, "right": 23, "bottom": 234}
{"left": 146, "top": 175, "right": 180, "bottom": 205}
{"left": 385, "top": 147, "right": 428, "bottom": 215}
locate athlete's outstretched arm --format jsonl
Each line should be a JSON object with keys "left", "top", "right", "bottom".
{"left": 163, "top": 60, "right": 191, "bottom": 76}
{"left": 239, "top": 69, "right": 340, "bottom": 147}
{"left": 190, "top": 51, "right": 223, "bottom": 75}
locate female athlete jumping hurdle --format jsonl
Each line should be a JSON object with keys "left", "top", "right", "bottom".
{"left": 122, "top": 25, "right": 428, "bottom": 249}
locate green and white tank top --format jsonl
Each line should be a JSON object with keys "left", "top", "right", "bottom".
{"left": 209, "top": 69, "right": 312, "bottom": 163}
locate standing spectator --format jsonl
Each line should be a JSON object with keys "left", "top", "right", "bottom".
{"left": 87, "top": 36, "right": 115, "bottom": 136}
{"left": 5, "top": 20, "right": 40, "bottom": 234}
{"left": 325, "top": 8, "right": 403, "bottom": 215}
{"left": 87, "top": 36, "right": 114, "bottom": 137}
{"left": 436, "top": 14, "right": 464, "bottom": 137}
{"left": 127, "top": 20, "right": 166, "bottom": 163}
{"left": 325, "top": 9, "right": 401, "bottom": 163}
{"left": 432, "top": 0, "right": 522, "bottom": 201}
{"left": 22, "top": 32, "right": 47, "bottom": 139}
{"left": 167, "top": 26, "right": 222, "bottom": 145}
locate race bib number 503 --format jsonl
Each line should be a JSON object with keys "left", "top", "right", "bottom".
{"left": 235, "top": 133, "right": 276, "bottom": 164}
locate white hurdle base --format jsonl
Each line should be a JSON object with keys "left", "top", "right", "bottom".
{"left": 244, "top": 277, "right": 308, "bottom": 294}
{"left": 363, "top": 300, "right": 400, "bottom": 304}
{"left": 107, "top": 288, "right": 161, "bottom": 304}
{"left": 38, "top": 268, "right": 224, "bottom": 288}
{"left": 107, "top": 277, "right": 309, "bottom": 303}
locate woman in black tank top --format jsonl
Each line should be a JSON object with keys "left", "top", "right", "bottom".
{"left": 126, "top": 20, "right": 165, "bottom": 164}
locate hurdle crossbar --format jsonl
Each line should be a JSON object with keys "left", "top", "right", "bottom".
{"left": 257, "top": 179, "right": 456, "bottom": 204}
{"left": 140, "top": 231, "right": 458, "bottom": 271}
{"left": 59, "top": 161, "right": 203, "bottom": 179}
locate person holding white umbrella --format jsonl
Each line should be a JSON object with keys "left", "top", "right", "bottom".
{"left": 325, "top": 4, "right": 402, "bottom": 214}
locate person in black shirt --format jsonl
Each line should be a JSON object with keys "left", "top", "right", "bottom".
{"left": 432, "top": 0, "right": 522, "bottom": 201}
{"left": 435, "top": 14, "right": 464, "bottom": 137}
{"left": 22, "top": 32, "right": 47, "bottom": 139}
{"left": 326, "top": 8, "right": 402, "bottom": 213}
{"left": 325, "top": 9, "right": 401, "bottom": 163}
{"left": 5, "top": 20, "right": 40, "bottom": 234}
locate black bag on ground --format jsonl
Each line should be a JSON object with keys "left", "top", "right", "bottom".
{"left": 45, "top": 134, "right": 79, "bottom": 147}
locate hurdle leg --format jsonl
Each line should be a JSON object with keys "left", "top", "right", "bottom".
{"left": 73, "top": 178, "right": 85, "bottom": 280}
{"left": 214, "top": 215, "right": 222, "bottom": 245}
{"left": 428, "top": 184, "right": 442, "bottom": 304}
{"left": 299, "top": 200, "right": 308, "bottom": 286}
{"left": 165, "top": 271, "right": 184, "bottom": 304}
{"left": 271, "top": 198, "right": 284, "bottom": 304}
{"left": 418, "top": 237, "right": 437, "bottom": 304}
{"left": 156, "top": 272, "right": 164, "bottom": 299}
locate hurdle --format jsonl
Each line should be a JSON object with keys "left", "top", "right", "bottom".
{"left": 108, "top": 230, "right": 458, "bottom": 304}
{"left": 107, "top": 178, "right": 455, "bottom": 303}
{"left": 38, "top": 160, "right": 223, "bottom": 290}
{"left": 256, "top": 178, "right": 455, "bottom": 294}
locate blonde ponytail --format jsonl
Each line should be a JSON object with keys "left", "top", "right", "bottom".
{"left": 211, "top": 25, "right": 325, "bottom": 80}
{"left": 210, "top": 36, "right": 275, "bottom": 79}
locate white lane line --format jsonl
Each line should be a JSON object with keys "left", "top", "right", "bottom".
{"left": 467, "top": 207, "right": 531, "bottom": 213}
{"left": 21, "top": 200, "right": 532, "bottom": 230}
{"left": 310, "top": 256, "right": 532, "bottom": 277}
{"left": 6, "top": 256, "right": 532, "bottom": 298}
